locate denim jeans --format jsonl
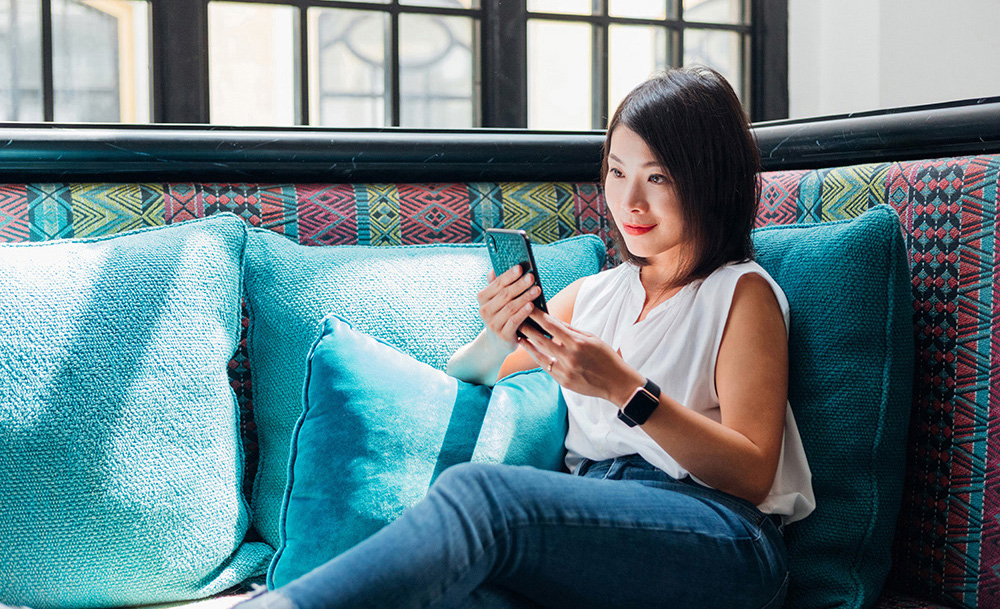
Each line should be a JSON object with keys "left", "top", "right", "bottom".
{"left": 239, "top": 454, "right": 788, "bottom": 609}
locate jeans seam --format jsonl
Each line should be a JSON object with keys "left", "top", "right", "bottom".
{"left": 505, "top": 518, "right": 761, "bottom": 542}
{"left": 757, "top": 571, "right": 789, "bottom": 609}
{"left": 486, "top": 521, "right": 775, "bottom": 608}
{"left": 671, "top": 486, "right": 768, "bottom": 534}
{"left": 420, "top": 516, "right": 772, "bottom": 608}
{"left": 419, "top": 522, "right": 510, "bottom": 609}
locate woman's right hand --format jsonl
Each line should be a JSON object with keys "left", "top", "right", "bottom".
{"left": 477, "top": 265, "right": 542, "bottom": 346}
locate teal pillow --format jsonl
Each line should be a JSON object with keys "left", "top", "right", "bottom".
{"left": 0, "top": 214, "right": 272, "bottom": 609}
{"left": 268, "top": 315, "right": 567, "bottom": 588}
{"left": 752, "top": 204, "right": 914, "bottom": 609}
{"left": 244, "top": 232, "right": 605, "bottom": 549}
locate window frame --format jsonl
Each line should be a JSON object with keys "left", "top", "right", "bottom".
{"left": 25, "top": 0, "right": 787, "bottom": 125}
{"left": 522, "top": 1, "right": 758, "bottom": 130}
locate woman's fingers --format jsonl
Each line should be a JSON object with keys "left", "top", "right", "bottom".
{"left": 518, "top": 321, "right": 557, "bottom": 357}
{"left": 515, "top": 332, "right": 547, "bottom": 367}
{"left": 478, "top": 265, "right": 528, "bottom": 305}
{"left": 478, "top": 266, "right": 543, "bottom": 343}
{"left": 499, "top": 300, "right": 535, "bottom": 339}
{"left": 527, "top": 309, "right": 576, "bottom": 345}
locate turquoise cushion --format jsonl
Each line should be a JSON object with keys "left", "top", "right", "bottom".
{"left": 243, "top": 231, "right": 605, "bottom": 549}
{"left": 753, "top": 204, "right": 914, "bottom": 609}
{"left": 0, "top": 214, "right": 272, "bottom": 609}
{"left": 268, "top": 315, "right": 567, "bottom": 587}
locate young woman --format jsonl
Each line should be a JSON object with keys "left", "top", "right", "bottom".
{"left": 239, "top": 67, "right": 814, "bottom": 609}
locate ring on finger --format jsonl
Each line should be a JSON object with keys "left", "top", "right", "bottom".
{"left": 547, "top": 357, "right": 556, "bottom": 372}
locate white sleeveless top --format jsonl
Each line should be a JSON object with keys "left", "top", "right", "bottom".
{"left": 565, "top": 260, "right": 816, "bottom": 524}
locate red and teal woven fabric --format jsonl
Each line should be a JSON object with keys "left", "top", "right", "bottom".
{"left": 2, "top": 153, "right": 998, "bottom": 609}
{"left": 757, "top": 154, "right": 1000, "bottom": 609}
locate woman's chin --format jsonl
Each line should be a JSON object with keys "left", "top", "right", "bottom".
{"left": 622, "top": 242, "right": 658, "bottom": 259}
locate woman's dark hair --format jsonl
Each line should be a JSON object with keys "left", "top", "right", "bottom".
{"left": 602, "top": 66, "right": 761, "bottom": 286}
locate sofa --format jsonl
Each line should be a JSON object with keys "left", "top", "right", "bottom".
{"left": 0, "top": 98, "right": 998, "bottom": 609}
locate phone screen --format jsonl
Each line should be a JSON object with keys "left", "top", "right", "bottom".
{"left": 485, "top": 228, "right": 550, "bottom": 338}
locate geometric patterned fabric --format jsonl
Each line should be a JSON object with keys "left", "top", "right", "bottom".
{"left": 758, "top": 155, "right": 1000, "bottom": 609}
{"left": 0, "top": 180, "right": 612, "bottom": 546}
{"left": 1, "top": 153, "right": 997, "bottom": 609}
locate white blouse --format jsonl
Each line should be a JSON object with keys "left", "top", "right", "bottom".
{"left": 565, "top": 260, "right": 816, "bottom": 524}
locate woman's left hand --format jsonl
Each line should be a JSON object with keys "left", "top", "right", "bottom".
{"left": 517, "top": 310, "right": 645, "bottom": 407}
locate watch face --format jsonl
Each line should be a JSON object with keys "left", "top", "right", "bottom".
{"left": 622, "top": 388, "right": 659, "bottom": 426}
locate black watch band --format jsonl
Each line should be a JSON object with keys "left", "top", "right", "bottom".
{"left": 617, "top": 378, "right": 661, "bottom": 427}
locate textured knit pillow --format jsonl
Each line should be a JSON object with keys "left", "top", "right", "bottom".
{"left": 243, "top": 231, "right": 605, "bottom": 549}
{"left": 267, "top": 315, "right": 566, "bottom": 587}
{"left": 0, "top": 214, "right": 272, "bottom": 609}
{"left": 752, "top": 204, "right": 914, "bottom": 609}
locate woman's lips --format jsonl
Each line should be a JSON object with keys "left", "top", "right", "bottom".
{"left": 622, "top": 223, "right": 656, "bottom": 236}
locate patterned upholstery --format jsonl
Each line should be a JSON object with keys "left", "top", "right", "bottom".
{"left": 873, "top": 590, "right": 955, "bottom": 609}
{"left": 1, "top": 154, "right": 997, "bottom": 609}
{"left": 756, "top": 156, "right": 1000, "bottom": 609}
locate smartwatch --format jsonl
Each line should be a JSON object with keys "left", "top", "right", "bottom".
{"left": 617, "top": 378, "right": 661, "bottom": 427}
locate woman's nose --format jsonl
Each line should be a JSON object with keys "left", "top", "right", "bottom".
{"left": 623, "top": 181, "right": 647, "bottom": 211}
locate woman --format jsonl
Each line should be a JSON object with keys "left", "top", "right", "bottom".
{"left": 239, "top": 67, "right": 814, "bottom": 609}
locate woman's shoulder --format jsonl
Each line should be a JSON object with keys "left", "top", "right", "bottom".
{"left": 700, "top": 260, "right": 789, "bottom": 324}
{"left": 704, "top": 259, "right": 768, "bottom": 280}
{"left": 700, "top": 260, "right": 780, "bottom": 292}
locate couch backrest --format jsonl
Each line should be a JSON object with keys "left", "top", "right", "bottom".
{"left": 2, "top": 152, "right": 998, "bottom": 608}
{"left": 756, "top": 154, "right": 1000, "bottom": 609}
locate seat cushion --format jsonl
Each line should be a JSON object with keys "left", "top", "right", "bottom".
{"left": 752, "top": 204, "right": 914, "bottom": 609}
{"left": 243, "top": 231, "right": 606, "bottom": 549}
{"left": 268, "top": 315, "right": 567, "bottom": 587}
{"left": 0, "top": 214, "right": 272, "bottom": 609}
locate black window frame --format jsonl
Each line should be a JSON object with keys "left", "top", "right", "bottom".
{"left": 22, "top": 0, "right": 787, "bottom": 125}
{"left": 520, "top": 0, "right": 763, "bottom": 130}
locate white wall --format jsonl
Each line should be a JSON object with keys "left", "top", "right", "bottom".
{"left": 788, "top": 0, "right": 1000, "bottom": 118}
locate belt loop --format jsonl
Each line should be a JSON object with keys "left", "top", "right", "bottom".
{"left": 602, "top": 457, "right": 618, "bottom": 480}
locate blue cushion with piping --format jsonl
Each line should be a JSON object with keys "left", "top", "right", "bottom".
{"left": 268, "top": 314, "right": 566, "bottom": 587}
{"left": 243, "top": 231, "right": 605, "bottom": 549}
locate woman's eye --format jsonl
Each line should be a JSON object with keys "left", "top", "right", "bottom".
{"left": 649, "top": 174, "right": 667, "bottom": 184}
{"left": 610, "top": 168, "right": 623, "bottom": 178}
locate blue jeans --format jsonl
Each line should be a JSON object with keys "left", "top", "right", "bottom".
{"left": 240, "top": 454, "right": 788, "bottom": 609}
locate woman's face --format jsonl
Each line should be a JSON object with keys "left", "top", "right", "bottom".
{"left": 604, "top": 126, "right": 691, "bottom": 267}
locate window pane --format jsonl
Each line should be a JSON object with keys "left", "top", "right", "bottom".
{"left": 0, "top": 0, "right": 43, "bottom": 121}
{"left": 609, "top": 0, "right": 676, "bottom": 20}
{"left": 683, "top": 0, "right": 744, "bottom": 25}
{"left": 52, "top": 0, "right": 150, "bottom": 123}
{"left": 683, "top": 29, "right": 743, "bottom": 100}
{"left": 309, "top": 8, "right": 387, "bottom": 127}
{"left": 609, "top": 25, "right": 671, "bottom": 120}
{"left": 528, "top": 20, "right": 591, "bottom": 130}
{"left": 527, "top": 0, "right": 592, "bottom": 15}
{"left": 399, "top": 13, "right": 476, "bottom": 129}
{"left": 209, "top": 2, "right": 297, "bottom": 126}
{"left": 401, "top": 0, "right": 479, "bottom": 8}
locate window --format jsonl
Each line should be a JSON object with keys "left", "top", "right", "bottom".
{"left": 0, "top": 0, "right": 783, "bottom": 127}
{"left": 527, "top": 0, "right": 751, "bottom": 130}
{"left": 0, "top": 0, "right": 151, "bottom": 123}
{"left": 207, "top": 0, "right": 480, "bottom": 128}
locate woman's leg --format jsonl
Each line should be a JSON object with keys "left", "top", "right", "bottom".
{"left": 240, "top": 456, "right": 786, "bottom": 609}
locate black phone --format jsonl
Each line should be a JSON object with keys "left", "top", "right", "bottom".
{"left": 485, "top": 228, "right": 551, "bottom": 339}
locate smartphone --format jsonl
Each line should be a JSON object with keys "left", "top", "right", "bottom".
{"left": 485, "top": 228, "right": 551, "bottom": 339}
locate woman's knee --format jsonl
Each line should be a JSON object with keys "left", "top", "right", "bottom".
{"left": 428, "top": 462, "right": 536, "bottom": 523}
{"left": 431, "top": 462, "right": 514, "bottom": 500}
